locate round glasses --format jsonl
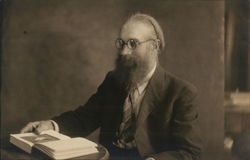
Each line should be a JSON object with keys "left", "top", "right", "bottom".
{"left": 115, "top": 38, "right": 156, "bottom": 50}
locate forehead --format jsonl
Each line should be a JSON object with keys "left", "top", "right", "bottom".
{"left": 120, "top": 20, "right": 154, "bottom": 41}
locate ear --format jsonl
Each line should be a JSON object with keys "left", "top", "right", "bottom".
{"left": 152, "top": 39, "right": 160, "bottom": 51}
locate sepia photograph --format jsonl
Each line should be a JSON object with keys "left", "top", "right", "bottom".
{"left": 0, "top": 0, "right": 249, "bottom": 160}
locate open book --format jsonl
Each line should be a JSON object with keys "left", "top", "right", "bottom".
{"left": 10, "top": 130, "right": 98, "bottom": 159}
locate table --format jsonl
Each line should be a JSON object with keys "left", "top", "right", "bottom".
{"left": 1, "top": 137, "right": 109, "bottom": 160}
{"left": 224, "top": 101, "right": 250, "bottom": 160}
{"left": 224, "top": 103, "right": 250, "bottom": 135}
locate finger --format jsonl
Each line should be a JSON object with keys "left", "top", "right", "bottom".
{"left": 20, "top": 126, "right": 31, "bottom": 133}
{"left": 20, "top": 121, "right": 40, "bottom": 133}
{"left": 20, "top": 122, "right": 34, "bottom": 133}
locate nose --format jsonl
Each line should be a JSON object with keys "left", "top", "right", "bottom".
{"left": 120, "top": 45, "right": 132, "bottom": 56}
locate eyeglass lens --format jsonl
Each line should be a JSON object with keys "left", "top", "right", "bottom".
{"left": 116, "top": 39, "right": 138, "bottom": 50}
{"left": 128, "top": 39, "right": 137, "bottom": 49}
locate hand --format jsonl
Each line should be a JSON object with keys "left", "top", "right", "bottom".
{"left": 20, "top": 120, "right": 54, "bottom": 134}
{"left": 144, "top": 157, "right": 156, "bottom": 160}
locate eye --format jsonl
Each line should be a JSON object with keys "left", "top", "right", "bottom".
{"left": 115, "top": 39, "right": 124, "bottom": 49}
{"left": 128, "top": 39, "right": 138, "bottom": 49}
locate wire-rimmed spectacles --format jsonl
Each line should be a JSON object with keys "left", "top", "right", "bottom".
{"left": 115, "top": 38, "right": 156, "bottom": 50}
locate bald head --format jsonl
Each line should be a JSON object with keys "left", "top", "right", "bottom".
{"left": 120, "top": 20, "right": 157, "bottom": 47}
{"left": 122, "top": 13, "right": 165, "bottom": 52}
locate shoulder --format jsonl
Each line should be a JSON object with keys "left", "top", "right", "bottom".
{"left": 156, "top": 66, "right": 198, "bottom": 100}
{"left": 167, "top": 71, "right": 197, "bottom": 95}
{"left": 98, "top": 70, "right": 125, "bottom": 92}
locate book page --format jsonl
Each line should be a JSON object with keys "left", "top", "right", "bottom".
{"left": 10, "top": 132, "right": 36, "bottom": 148}
{"left": 36, "top": 137, "right": 97, "bottom": 152}
{"left": 10, "top": 130, "right": 70, "bottom": 147}
{"left": 21, "top": 133, "right": 60, "bottom": 144}
{"left": 39, "top": 130, "right": 70, "bottom": 140}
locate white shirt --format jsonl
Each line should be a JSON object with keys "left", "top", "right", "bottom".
{"left": 127, "top": 64, "right": 156, "bottom": 117}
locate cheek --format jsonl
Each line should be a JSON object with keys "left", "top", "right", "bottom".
{"left": 135, "top": 51, "right": 154, "bottom": 65}
{"left": 132, "top": 44, "right": 156, "bottom": 62}
{"left": 134, "top": 45, "right": 151, "bottom": 57}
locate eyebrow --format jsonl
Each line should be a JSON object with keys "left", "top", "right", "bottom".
{"left": 117, "top": 38, "right": 140, "bottom": 41}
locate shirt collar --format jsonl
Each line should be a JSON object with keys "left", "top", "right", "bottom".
{"left": 136, "top": 64, "right": 156, "bottom": 95}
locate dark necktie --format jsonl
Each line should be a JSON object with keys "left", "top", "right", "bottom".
{"left": 114, "top": 89, "right": 138, "bottom": 148}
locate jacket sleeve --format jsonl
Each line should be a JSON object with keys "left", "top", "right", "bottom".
{"left": 151, "top": 85, "right": 202, "bottom": 160}
{"left": 51, "top": 72, "right": 112, "bottom": 137}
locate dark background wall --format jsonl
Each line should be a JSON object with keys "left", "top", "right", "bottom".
{"left": 225, "top": 0, "right": 250, "bottom": 91}
{"left": 1, "top": 0, "right": 224, "bottom": 160}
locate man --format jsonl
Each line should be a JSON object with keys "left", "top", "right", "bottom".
{"left": 21, "top": 13, "right": 202, "bottom": 160}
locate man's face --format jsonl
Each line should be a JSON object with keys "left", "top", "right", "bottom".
{"left": 117, "top": 20, "right": 157, "bottom": 69}
{"left": 115, "top": 20, "right": 158, "bottom": 89}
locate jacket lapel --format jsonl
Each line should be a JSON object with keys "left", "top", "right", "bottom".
{"left": 135, "top": 65, "right": 170, "bottom": 156}
{"left": 136, "top": 65, "right": 168, "bottom": 130}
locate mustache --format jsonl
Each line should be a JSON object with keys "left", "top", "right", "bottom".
{"left": 115, "top": 54, "right": 138, "bottom": 70}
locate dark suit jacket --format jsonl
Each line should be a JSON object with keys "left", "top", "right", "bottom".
{"left": 52, "top": 65, "right": 202, "bottom": 160}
